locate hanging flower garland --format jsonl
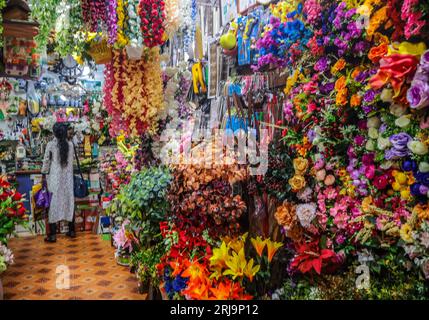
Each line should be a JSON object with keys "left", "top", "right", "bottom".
{"left": 106, "top": 0, "right": 118, "bottom": 45}
{"left": 164, "top": 0, "right": 180, "bottom": 37}
{"left": 125, "top": 0, "right": 143, "bottom": 46}
{"left": 115, "top": 0, "right": 129, "bottom": 48}
{"left": 89, "top": 0, "right": 107, "bottom": 32}
{"left": 139, "top": 0, "right": 166, "bottom": 48}
{"left": 106, "top": 48, "right": 164, "bottom": 137}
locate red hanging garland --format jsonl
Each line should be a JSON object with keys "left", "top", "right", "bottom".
{"left": 139, "top": 0, "right": 166, "bottom": 48}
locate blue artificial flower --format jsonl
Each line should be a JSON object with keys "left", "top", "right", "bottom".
{"left": 172, "top": 275, "right": 189, "bottom": 292}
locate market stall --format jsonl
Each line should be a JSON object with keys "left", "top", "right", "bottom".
{"left": 1, "top": 0, "right": 429, "bottom": 301}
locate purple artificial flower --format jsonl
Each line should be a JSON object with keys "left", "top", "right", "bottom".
{"left": 362, "top": 153, "right": 375, "bottom": 166}
{"left": 319, "top": 82, "right": 335, "bottom": 94}
{"left": 345, "top": 8, "right": 357, "bottom": 19}
{"left": 362, "top": 104, "right": 374, "bottom": 114}
{"left": 364, "top": 90, "right": 376, "bottom": 103}
{"left": 355, "top": 70, "right": 369, "bottom": 83}
{"left": 307, "top": 129, "right": 316, "bottom": 142}
{"left": 353, "top": 41, "right": 369, "bottom": 54}
{"left": 379, "top": 123, "right": 387, "bottom": 133}
{"left": 407, "top": 80, "right": 429, "bottom": 109}
{"left": 421, "top": 50, "right": 429, "bottom": 72}
{"left": 354, "top": 135, "right": 365, "bottom": 146}
{"left": 390, "top": 132, "right": 413, "bottom": 150}
{"left": 314, "top": 57, "right": 329, "bottom": 72}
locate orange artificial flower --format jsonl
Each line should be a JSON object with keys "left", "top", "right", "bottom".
{"left": 251, "top": 236, "right": 266, "bottom": 257}
{"left": 266, "top": 239, "right": 283, "bottom": 263}
{"left": 182, "top": 260, "right": 208, "bottom": 282}
{"left": 336, "top": 88, "right": 348, "bottom": 106}
{"left": 209, "top": 281, "right": 234, "bottom": 300}
{"left": 183, "top": 280, "right": 210, "bottom": 300}
{"left": 350, "top": 94, "right": 362, "bottom": 107}
{"left": 367, "top": 6, "right": 388, "bottom": 36}
{"left": 351, "top": 67, "right": 363, "bottom": 79}
{"left": 331, "top": 58, "right": 346, "bottom": 74}
{"left": 335, "top": 76, "right": 347, "bottom": 91}
{"left": 368, "top": 43, "right": 388, "bottom": 63}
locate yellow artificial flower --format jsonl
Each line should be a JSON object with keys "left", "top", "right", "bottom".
{"left": 243, "top": 258, "right": 260, "bottom": 282}
{"left": 210, "top": 241, "right": 230, "bottom": 269}
{"left": 223, "top": 248, "right": 247, "bottom": 280}
{"left": 265, "top": 239, "right": 283, "bottom": 263}
{"left": 289, "top": 175, "right": 306, "bottom": 191}
{"left": 250, "top": 236, "right": 266, "bottom": 257}
{"left": 400, "top": 223, "right": 413, "bottom": 243}
{"left": 293, "top": 157, "right": 309, "bottom": 174}
{"left": 388, "top": 42, "right": 427, "bottom": 57}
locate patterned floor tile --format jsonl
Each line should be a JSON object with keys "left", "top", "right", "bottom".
{"left": 2, "top": 232, "right": 146, "bottom": 300}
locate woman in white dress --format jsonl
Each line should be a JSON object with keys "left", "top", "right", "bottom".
{"left": 41, "top": 122, "right": 75, "bottom": 242}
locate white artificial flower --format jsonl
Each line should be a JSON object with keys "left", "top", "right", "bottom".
{"left": 395, "top": 115, "right": 411, "bottom": 128}
{"left": 377, "top": 136, "right": 391, "bottom": 150}
{"left": 368, "top": 127, "right": 379, "bottom": 139}
{"left": 408, "top": 140, "right": 429, "bottom": 155}
{"left": 365, "top": 139, "right": 375, "bottom": 151}
{"left": 367, "top": 116, "right": 381, "bottom": 128}
{"left": 419, "top": 162, "right": 429, "bottom": 173}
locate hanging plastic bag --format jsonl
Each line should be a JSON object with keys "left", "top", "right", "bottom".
{"left": 27, "top": 81, "right": 40, "bottom": 115}
{"left": 126, "top": 44, "right": 144, "bottom": 60}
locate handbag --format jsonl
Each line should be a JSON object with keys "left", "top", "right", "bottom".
{"left": 34, "top": 181, "right": 52, "bottom": 209}
{"left": 73, "top": 142, "right": 89, "bottom": 198}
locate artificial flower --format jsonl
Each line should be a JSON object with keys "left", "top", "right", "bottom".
{"left": 289, "top": 175, "right": 306, "bottom": 191}
{"left": 265, "top": 240, "right": 283, "bottom": 263}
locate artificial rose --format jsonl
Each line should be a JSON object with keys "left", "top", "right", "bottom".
{"left": 296, "top": 203, "right": 317, "bottom": 228}
{"left": 407, "top": 79, "right": 429, "bottom": 109}
{"left": 368, "top": 127, "right": 379, "bottom": 139}
{"left": 368, "top": 43, "right": 388, "bottom": 63}
{"left": 389, "top": 104, "right": 407, "bottom": 117}
{"left": 367, "top": 116, "right": 381, "bottom": 128}
{"left": 293, "top": 157, "right": 309, "bottom": 174}
{"left": 274, "top": 201, "right": 297, "bottom": 230}
{"left": 289, "top": 175, "right": 306, "bottom": 191}
{"left": 373, "top": 175, "right": 389, "bottom": 189}
{"left": 380, "top": 88, "right": 393, "bottom": 102}
{"left": 395, "top": 115, "right": 411, "bottom": 128}
{"left": 366, "top": 139, "right": 375, "bottom": 151}
{"left": 408, "top": 140, "right": 429, "bottom": 155}
{"left": 315, "top": 169, "right": 326, "bottom": 181}
{"left": 324, "top": 174, "right": 335, "bottom": 186}
{"left": 377, "top": 136, "right": 391, "bottom": 150}
{"left": 419, "top": 162, "right": 429, "bottom": 173}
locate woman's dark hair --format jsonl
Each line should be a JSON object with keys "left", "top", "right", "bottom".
{"left": 53, "top": 122, "right": 69, "bottom": 167}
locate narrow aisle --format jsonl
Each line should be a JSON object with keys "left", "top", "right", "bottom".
{"left": 2, "top": 233, "right": 145, "bottom": 300}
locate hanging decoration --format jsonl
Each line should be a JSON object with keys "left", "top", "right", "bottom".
{"left": 139, "top": 0, "right": 166, "bottom": 48}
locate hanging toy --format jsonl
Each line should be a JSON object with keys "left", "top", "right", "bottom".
{"left": 220, "top": 21, "right": 238, "bottom": 52}
{"left": 192, "top": 62, "right": 207, "bottom": 94}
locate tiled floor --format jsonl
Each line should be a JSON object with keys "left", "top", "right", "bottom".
{"left": 1, "top": 232, "right": 146, "bottom": 300}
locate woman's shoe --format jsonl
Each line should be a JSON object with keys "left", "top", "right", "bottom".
{"left": 66, "top": 221, "right": 76, "bottom": 238}
{"left": 44, "top": 235, "right": 56, "bottom": 243}
{"left": 66, "top": 230, "right": 76, "bottom": 238}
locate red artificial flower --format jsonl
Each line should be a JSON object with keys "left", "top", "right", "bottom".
{"left": 12, "top": 192, "right": 22, "bottom": 201}
{"left": 290, "top": 240, "right": 337, "bottom": 275}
